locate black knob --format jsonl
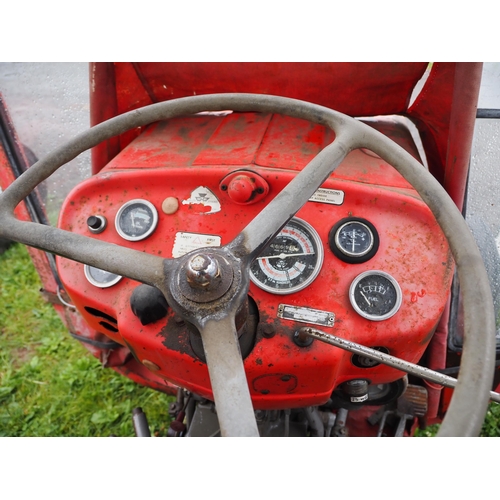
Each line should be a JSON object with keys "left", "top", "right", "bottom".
{"left": 87, "top": 215, "right": 107, "bottom": 233}
{"left": 130, "top": 285, "right": 168, "bottom": 326}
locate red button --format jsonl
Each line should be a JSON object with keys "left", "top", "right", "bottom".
{"left": 227, "top": 175, "right": 255, "bottom": 203}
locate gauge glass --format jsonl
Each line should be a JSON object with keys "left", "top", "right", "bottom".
{"left": 349, "top": 270, "right": 402, "bottom": 321}
{"left": 250, "top": 218, "right": 323, "bottom": 294}
{"left": 329, "top": 217, "right": 379, "bottom": 263}
{"left": 84, "top": 265, "right": 122, "bottom": 288}
{"left": 336, "top": 221, "right": 374, "bottom": 257}
{"left": 115, "top": 199, "right": 158, "bottom": 241}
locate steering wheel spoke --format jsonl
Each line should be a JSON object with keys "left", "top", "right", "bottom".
{"left": 198, "top": 314, "right": 259, "bottom": 437}
{"left": 1, "top": 215, "right": 168, "bottom": 288}
{"left": 229, "top": 137, "right": 354, "bottom": 261}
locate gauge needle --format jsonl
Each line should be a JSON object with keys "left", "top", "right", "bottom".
{"left": 360, "top": 291, "right": 372, "bottom": 307}
{"left": 350, "top": 230, "right": 360, "bottom": 252}
{"left": 131, "top": 213, "right": 136, "bottom": 228}
{"left": 257, "top": 252, "right": 313, "bottom": 260}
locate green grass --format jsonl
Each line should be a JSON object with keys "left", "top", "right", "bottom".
{"left": 0, "top": 243, "right": 173, "bottom": 436}
{"left": 481, "top": 402, "right": 500, "bottom": 436}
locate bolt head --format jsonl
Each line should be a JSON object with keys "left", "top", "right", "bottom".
{"left": 186, "top": 254, "right": 221, "bottom": 289}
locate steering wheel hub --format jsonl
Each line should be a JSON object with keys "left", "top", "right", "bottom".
{"left": 178, "top": 251, "right": 234, "bottom": 303}
{"left": 186, "top": 254, "right": 221, "bottom": 289}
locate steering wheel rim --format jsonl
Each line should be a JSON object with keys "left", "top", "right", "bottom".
{"left": 0, "top": 93, "right": 495, "bottom": 436}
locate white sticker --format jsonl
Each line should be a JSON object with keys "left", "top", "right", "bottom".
{"left": 309, "top": 188, "right": 345, "bottom": 205}
{"left": 172, "top": 232, "right": 222, "bottom": 258}
{"left": 182, "top": 186, "right": 221, "bottom": 214}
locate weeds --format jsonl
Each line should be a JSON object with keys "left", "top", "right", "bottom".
{"left": 0, "top": 243, "right": 172, "bottom": 436}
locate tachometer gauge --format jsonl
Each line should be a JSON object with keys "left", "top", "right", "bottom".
{"left": 250, "top": 218, "right": 323, "bottom": 294}
{"left": 84, "top": 265, "right": 122, "bottom": 288}
{"left": 349, "top": 270, "right": 402, "bottom": 321}
{"left": 329, "top": 217, "right": 379, "bottom": 263}
{"left": 115, "top": 199, "right": 158, "bottom": 241}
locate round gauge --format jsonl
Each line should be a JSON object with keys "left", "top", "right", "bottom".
{"left": 349, "top": 270, "right": 402, "bottom": 321}
{"left": 115, "top": 199, "right": 158, "bottom": 241}
{"left": 250, "top": 218, "right": 323, "bottom": 294}
{"left": 329, "top": 217, "right": 379, "bottom": 263}
{"left": 84, "top": 265, "right": 122, "bottom": 288}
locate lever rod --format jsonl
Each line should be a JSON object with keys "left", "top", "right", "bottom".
{"left": 297, "top": 327, "right": 500, "bottom": 404}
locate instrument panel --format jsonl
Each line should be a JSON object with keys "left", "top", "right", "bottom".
{"left": 55, "top": 113, "right": 454, "bottom": 409}
{"left": 85, "top": 204, "right": 402, "bottom": 324}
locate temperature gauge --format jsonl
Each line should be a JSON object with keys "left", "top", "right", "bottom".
{"left": 115, "top": 199, "right": 158, "bottom": 241}
{"left": 349, "top": 270, "right": 402, "bottom": 321}
{"left": 329, "top": 217, "right": 379, "bottom": 263}
{"left": 250, "top": 218, "right": 323, "bottom": 294}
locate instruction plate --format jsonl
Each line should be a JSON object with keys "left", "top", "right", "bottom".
{"left": 309, "top": 188, "right": 344, "bottom": 205}
{"left": 278, "top": 304, "right": 335, "bottom": 327}
{"left": 172, "top": 232, "right": 221, "bottom": 258}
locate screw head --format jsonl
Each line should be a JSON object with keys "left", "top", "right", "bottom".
{"left": 261, "top": 323, "right": 276, "bottom": 338}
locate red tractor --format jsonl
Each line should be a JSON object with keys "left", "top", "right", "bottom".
{"left": 1, "top": 62, "right": 498, "bottom": 436}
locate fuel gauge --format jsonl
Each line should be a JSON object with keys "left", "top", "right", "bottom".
{"left": 350, "top": 270, "right": 402, "bottom": 321}
{"left": 329, "top": 217, "right": 379, "bottom": 263}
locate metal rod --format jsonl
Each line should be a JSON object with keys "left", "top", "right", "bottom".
{"left": 132, "top": 407, "right": 151, "bottom": 437}
{"left": 297, "top": 327, "right": 500, "bottom": 404}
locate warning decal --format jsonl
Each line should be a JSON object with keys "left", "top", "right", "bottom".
{"left": 172, "top": 232, "right": 222, "bottom": 258}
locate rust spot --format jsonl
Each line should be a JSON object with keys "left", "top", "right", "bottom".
{"left": 157, "top": 315, "right": 196, "bottom": 358}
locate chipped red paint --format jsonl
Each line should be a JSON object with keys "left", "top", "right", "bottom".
{"left": 57, "top": 112, "right": 453, "bottom": 409}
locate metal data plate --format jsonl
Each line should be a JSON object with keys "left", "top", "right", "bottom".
{"left": 278, "top": 304, "right": 335, "bottom": 327}
{"left": 309, "top": 188, "right": 344, "bottom": 205}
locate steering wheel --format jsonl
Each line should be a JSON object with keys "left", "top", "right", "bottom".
{"left": 0, "top": 94, "right": 495, "bottom": 436}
